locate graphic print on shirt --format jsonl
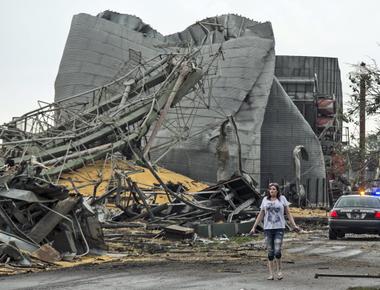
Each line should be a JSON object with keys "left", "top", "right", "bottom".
{"left": 267, "top": 202, "right": 281, "bottom": 224}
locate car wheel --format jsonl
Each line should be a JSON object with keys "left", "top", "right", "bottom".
{"left": 329, "top": 228, "right": 337, "bottom": 240}
{"left": 338, "top": 233, "right": 345, "bottom": 238}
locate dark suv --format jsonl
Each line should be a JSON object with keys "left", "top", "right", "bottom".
{"left": 328, "top": 195, "right": 380, "bottom": 239}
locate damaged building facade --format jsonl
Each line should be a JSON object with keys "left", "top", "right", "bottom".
{"left": 275, "top": 56, "right": 344, "bottom": 191}
{"left": 54, "top": 11, "right": 342, "bottom": 206}
{"left": 54, "top": 12, "right": 343, "bottom": 206}
{"left": 0, "top": 11, "right": 346, "bottom": 268}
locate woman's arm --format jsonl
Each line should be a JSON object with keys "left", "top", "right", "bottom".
{"left": 284, "top": 206, "right": 300, "bottom": 231}
{"left": 250, "top": 209, "right": 265, "bottom": 234}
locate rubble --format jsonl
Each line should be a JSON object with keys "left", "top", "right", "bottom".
{"left": 81, "top": 156, "right": 262, "bottom": 230}
{"left": 0, "top": 45, "right": 265, "bottom": 273}
{"left": 0, "top": 148, "right": 264, "bottom": 272}
{"left": 0, "top": 133, "right": 323, "bottom": 275}
{"left": 0, "top": 27, "right": 328, "bottom": 276}
{"left": 0, "top": 163, "right": 105, "bottom": 264}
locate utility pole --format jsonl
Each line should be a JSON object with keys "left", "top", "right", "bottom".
{"left": 359, "top": 62, "right": 367, "bottom": 190}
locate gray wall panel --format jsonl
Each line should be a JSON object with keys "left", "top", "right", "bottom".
{"left": 54, "top": 12, "right": 334, "bottom": 205}
{"left": 261, "top": 78, "right": 326, "bottom": 204}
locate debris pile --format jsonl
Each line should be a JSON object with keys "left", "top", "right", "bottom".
{"left": 89, "top": 156, "right": 262, "bottom": 231}
{"left": 0, "top": 47, "right": 262, "bottom": 269}
{"left": 0, "top": 159, "right": 105, "bottom": 266}
{"left": 0, "top": 51, "right": 206, "bottom": 176}
{"left": 0, "top": 152, "right": 262, "bottom": 270}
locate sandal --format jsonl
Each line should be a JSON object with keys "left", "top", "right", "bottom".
{"left": 277, "top": 272, "right": 283, "bottom": 280}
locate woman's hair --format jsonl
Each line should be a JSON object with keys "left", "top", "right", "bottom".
{"left": 266, "top": 182, "right": 281, "bottom": 199}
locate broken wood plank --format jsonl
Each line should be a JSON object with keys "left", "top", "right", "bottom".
{"left": 164, "top": 224, "right": 194, "bottom": 239}
{"left": 28, "top": 196, "right": 80, "bottom": 243}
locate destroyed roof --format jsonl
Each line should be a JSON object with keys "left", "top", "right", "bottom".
{"left": 0, "top": 15, "right": 330, "bottom": 237}
{"left": 97, "top": 10, "right": 162, "bottom": 38}
{"left": 51, "top": 12, "right": 330, "bottom": 206}
{"left": 54, "top": 12, "right": 276, "bottom": 185}
{"left": 0, "top": 11, "right": 337, "bottom": 273}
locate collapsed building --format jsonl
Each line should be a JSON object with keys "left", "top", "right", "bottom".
{"left": 0, "top": 11, "right": 344, "bottom": 266}
{"left": 54, "top": 11, "right": 343, "bottom": 206}
{"left": 0, "top": 16, "right": 261, "bottom": 263}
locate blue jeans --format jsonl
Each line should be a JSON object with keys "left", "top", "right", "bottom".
{"left": 264, "top": 229, "right": 284, "bottom": 261}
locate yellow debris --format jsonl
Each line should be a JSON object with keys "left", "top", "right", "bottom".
{"left": 55, "top": 255, "right": 117, "bottom": 268}
{"left": 58, "top": 160, "right": 207, "bottom": 202}
{"left": 289, "top": 207, "right": 328, "bottom": 218}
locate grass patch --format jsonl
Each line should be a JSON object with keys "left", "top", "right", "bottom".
{"left": 229, "top": 236, "right": 254, "bottom": 244}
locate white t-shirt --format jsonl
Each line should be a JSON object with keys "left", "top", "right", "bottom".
{"left": 260, "top": 195, "right": 290, "bottom": 230}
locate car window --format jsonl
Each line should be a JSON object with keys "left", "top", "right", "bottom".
{"left": 335, "top": 197, "right": 380, "bottom": 208}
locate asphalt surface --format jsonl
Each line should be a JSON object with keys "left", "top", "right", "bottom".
{"left": 1, "top": 232, "right": 380, "bottom": 290}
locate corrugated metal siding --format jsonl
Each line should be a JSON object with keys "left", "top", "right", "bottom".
{"left": 275, "top": 55, "right": 342, "bottom": 103}
{"left": 154, "top": 21, "right": 276, "bottom": 184}
{"left": 275, "top": 55, "right": 343, "bottom": 138}
{"left": 261, "top": 78, "right": 326, "bottom": 205}
{"left": 55, "top": 13, "right": 164, "bottom": 103}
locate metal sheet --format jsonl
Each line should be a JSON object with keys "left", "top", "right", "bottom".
{"left": 0, "top": 230, "right": 39, "bottom": 253}
{"left": 0, "top": 189, "right": 53, "bottom": 203}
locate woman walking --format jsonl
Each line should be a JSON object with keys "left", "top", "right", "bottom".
{"left": 250, "top": 182, "right": 300, "bottom": 280}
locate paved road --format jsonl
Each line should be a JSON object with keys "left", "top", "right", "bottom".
{"left": 286, "top": 231, "right": 380, "bottom": 263}
{"left": 1, "top": 232, "right": 380, "bottom": 290}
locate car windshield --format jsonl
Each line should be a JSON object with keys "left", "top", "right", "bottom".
{"left": 335, "top": 197, "right": 380, "bottom": 208}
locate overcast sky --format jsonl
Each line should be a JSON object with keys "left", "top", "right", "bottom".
{"left": 0, "top": 0, "right": 379, "bottom": 132}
